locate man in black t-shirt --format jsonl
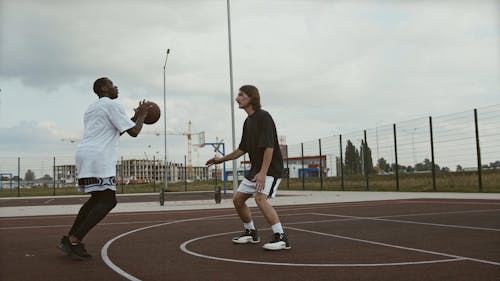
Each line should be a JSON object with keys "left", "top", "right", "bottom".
{"left": 206, "top": 85, "right": 290, "bottom": 250}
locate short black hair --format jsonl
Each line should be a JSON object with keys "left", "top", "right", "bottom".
{"left": 93, "top": 77, "right": 109, "bottom": 94}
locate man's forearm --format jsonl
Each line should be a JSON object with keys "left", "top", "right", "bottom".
{"left": 221, "top": 149, "right": 245, "bottom": 162}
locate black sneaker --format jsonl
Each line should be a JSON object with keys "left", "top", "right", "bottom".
{"left": 262, "top": 232, "right": 291, "bottom": 250}
{"left": 232, "top": 229, "right": 260, "bottom": 244}
{"left": 57, "top": 236, "right": 72, "bottom": 255}
{"left": 69, "top": 242, "right": 92, "bottom": 260}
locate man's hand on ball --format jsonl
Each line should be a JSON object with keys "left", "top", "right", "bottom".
{"left": 134, "top": 100, "right": 152, "bottom": 119}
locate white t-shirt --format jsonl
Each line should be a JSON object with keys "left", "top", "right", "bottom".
{"left": 75, "top": 97, "right": 135, "bottom": 178}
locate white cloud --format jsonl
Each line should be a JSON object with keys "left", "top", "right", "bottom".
{"left": 1, "top": 0, "right": 499, "bottom": 171}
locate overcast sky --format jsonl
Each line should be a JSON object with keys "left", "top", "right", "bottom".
{"left": 1, "top": 0, "right": 499, "bottom": 175}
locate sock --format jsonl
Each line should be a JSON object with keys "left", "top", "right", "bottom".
{"left": 271, "top": 223, "right": 283, "bottom": 234}
{"left": 244, "top": 221, "right": 255, "bottom": 230}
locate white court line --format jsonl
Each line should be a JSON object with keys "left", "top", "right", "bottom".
{"left": 0, "top": 200, "right": 407, "bottom": 221}
{"left": 0, "top": 220, "right": 176, "bottom": 230}
{"left": 375, "top": 208, "right": 500, "bottom": 218}
{"left": 101, "top": 214, "right": 235, "bottom": 281}
{"left": 101, "top": 208, "right": 500, "bottom": 280}
{"left": 2, "top": 207, "right": 498, "bottom": 231}
{"left": 0, "top": 212, "right": 314, "bottom": 230}
{"left": 283, "top": 209, "right": 500, "bottom": 228}
{"left": 43, "top": 199, "right": 55, "bottom": 204}
{"left": 311, "top": 212, "right": 500, "bottom": 232}
{"left": 287, "top": 226, "right": 500, "bottom": 266}
{"left": 405, "top": 200, "right": 500, "bottom": 205}
{"left": 179, "top": 230, "right": 463, "bottom": 267}
{"left": 274, "top": 201, "right": 500, "bottom": 215}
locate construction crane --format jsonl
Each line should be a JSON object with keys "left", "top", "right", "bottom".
{"left": 143, "top": 121, "right": 204, "bottom": 179}
{"left": 61, "top": 138, "right": 80, "bottom": 144}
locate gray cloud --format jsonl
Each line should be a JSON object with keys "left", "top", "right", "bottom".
{"left": 1, "top": 0, "right": 499, "bottom": 167}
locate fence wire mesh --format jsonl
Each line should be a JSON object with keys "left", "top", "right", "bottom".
{"left": 1, "top": 105, "right": 499, "bottom": 195}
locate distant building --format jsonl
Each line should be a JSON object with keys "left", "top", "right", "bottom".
{"left": 223, "top": 155, "right": 331, "bottom": 180}
{"left": 55, "top": 164, "right": 77, "bottom": 186}
{"left": 55, "top": 159, "right": 209, "bottom": 185}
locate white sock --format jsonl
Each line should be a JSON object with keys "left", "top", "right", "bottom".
{"left": 244, "top": 221, "right": 255, "bottom": 230}
{"left": 271, "top": 223, "right": 283, "bottom": 234}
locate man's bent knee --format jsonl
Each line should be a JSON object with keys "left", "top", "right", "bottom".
{"left": 254, "top": 193, "right": 268, "bottom": 207}
{"left": 233, "top": 193, "right": 251, "bottom": 208}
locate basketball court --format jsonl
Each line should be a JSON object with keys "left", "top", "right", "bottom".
{"left": 1, "top": 192, "right": 499, "bottom": 281}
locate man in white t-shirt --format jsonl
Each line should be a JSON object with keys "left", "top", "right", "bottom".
{"left": 57, "top": 77, "right": 150, "bottom": 260}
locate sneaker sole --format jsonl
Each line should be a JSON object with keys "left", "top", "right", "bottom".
{"left": 263, "top": 245, "right": 291, "bottom": 250}
{"left": 262, "top": 242, "right": 291, "bottom": 250}
{"left": 232, "top": 238, "right": 261, "bottom": 244}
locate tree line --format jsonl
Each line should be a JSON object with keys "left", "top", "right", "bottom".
{"left": 0, "top": 169, "right": 53, "bottom": 182}
{"left": 341, "top": 139, "right": 499, "bottom": 175}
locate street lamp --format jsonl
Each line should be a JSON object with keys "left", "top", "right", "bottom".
{"left": 162, "top": 49, "right": 170, "bottom": 204}
{"left": 226, "top": 0, "right": 238, "bottom": 193}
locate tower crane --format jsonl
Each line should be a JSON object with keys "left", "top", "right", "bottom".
{"left": 143, "top": 121, "right": 204, "bottom": 179}
{"left": 61, "top": 138, "right": 80, "bottom": 144}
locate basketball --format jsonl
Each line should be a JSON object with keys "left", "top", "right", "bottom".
{"left": 144, "top": 101, "right": 161, "bottom": 124}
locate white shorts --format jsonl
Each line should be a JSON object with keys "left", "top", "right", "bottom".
{"left": 237, "top": 177, "right": 281, "bottom": 198}
{"left": 78, "top": 177, "right": 117, "bottom": 193}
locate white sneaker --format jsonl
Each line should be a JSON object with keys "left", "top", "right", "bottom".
{"left": 262, "top": 233, "right": 291, "bottom": 250}
{"left": 232, "top": 229, "right": 260, "bottom": 244}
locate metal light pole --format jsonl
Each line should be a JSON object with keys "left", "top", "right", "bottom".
{"left": 163, "top": 49, "right": 170, "bottom": 193}
{"left": 402, "top": 128, "right": 417, "bottom": 165}
{"left": 226, "top": 0, "right": 238, "bottom": 193}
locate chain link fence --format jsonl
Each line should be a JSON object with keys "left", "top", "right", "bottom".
{"left": 1, "top": 105, "right": 499, "bottom": 196}
{"left": 283, "top": 105, "right": 499, "bottom": 192}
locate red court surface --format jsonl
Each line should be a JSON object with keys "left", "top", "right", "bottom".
{"left": 1, "top": 198, "right": 499, "bottom": 281}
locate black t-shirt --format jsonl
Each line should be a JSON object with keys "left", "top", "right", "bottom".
{"left": 238, "top": 109, "right": 284, "bottom": 179}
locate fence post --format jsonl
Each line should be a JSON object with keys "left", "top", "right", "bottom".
{"left": 184, "top": 155, "right": 187, "bottom": 192}
{"left": 153, "top": 155, "right": 156, "bottom": 192}
{"left": 364, "top": 130, "right": 369, "bottom": 191}
{"left": 393, "top": 124, "right": 399, "bottom": 191}
{"left": 429, "top": 116, "right": 437, "bottom": 191}
{"left": 53, "top": 157, "right": 56, "bottom": 196}
{"left": 286, "top": 145, "right": 289, "bottom": 190}
{"left": 474, "top": 108, "right": 483, "bottom": 192}
{"left": 121, "top": 156, "right": 124, "bottom": 193}
{"left": 339, "top": 135, "right": 344, "bottom": 190}
{"left": 17, "top": 157, "right": 20, "bottom": 197}
{"left": 319, "top": 138, "right": 323, "bottom": 190}
{"left": 301, "top": 142, "right": 305, "bottom": 190}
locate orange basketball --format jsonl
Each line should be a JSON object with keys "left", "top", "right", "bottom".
{"left": 144, "top": 101, "right": 161, "bottom": 124}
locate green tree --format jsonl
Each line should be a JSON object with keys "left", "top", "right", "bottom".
{"left": 377, "top": 158, "right": 390, "bottom": 172}
{"left": 415, "top": 158, "right": 440, "bottom": 172}
{"left": 344, "top": 140, "right": 360, "bottom": 175}
{"left": 41, "top": 174, "right": 53, "bottom": 180}
{"left": 360, "top": 140, "right": 373, "bottom": 174}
